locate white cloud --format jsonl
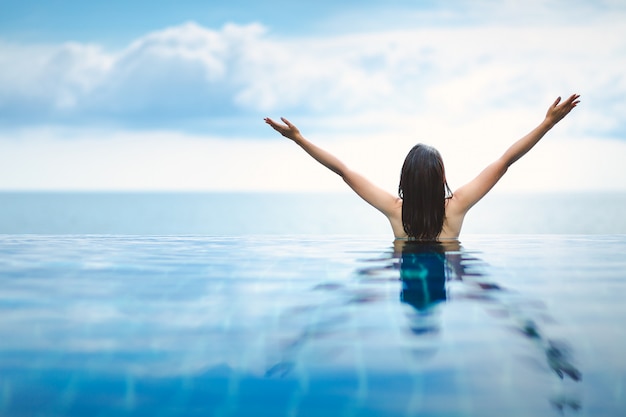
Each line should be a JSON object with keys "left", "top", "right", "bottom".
{"left": 2, "top": 124, "right": 626, "bottom": 192}
{"left": 0, "top": 40, "right": 111, "bottom": 115}
{"left": 0, "top": 128, "right": 347, "bottom": 191}
{"left": 0, "top": 15, "right": 623, "bottom": 134}
{"left": 1, "top": 3, "right": 626, "bottom": 191}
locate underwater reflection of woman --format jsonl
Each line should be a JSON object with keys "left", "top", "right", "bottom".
{"left": 265, "top": 94, "right": 580, "bottom": 240}
{"left": 398, "top": 241, "right": 447, "bottom": 312}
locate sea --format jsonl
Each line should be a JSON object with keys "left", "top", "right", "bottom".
{"left": 1, "top": 191, "right": 626, "bottom": 416}
{"left": 0, "top": 191, "right": 624, "bottom": 235}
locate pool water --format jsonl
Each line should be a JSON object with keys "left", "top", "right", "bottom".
{"left": 1, "top": 234, "right": 625, "bottom": 416}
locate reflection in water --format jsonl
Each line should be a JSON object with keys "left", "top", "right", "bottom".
{"left": 398, "top": 241, "right": 447, "bottom": 314}
{"left": 393, "top": 240, "right": 450, "bottom": 338}
{"left": 269, "top": 239, "right": 582, "bottom": 400}
{"left": 392, "top": 239, "right": 583, "bottom": 411}
{"left": 273, "top": 239, "right": 583, "bottom": 393}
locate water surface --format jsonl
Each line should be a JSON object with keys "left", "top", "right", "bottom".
{"left": 1, "top": 234, "right": 625, "bottom": 416}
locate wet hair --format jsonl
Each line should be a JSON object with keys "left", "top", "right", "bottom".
{"left": 398, "top": 144, "right": 452, "bottom": 240}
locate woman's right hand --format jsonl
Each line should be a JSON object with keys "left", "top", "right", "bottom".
{"left": 545, "top": 94, "right": 580, "bottom": 126}
{"left": 264, "top": 117, "right": 302, "bottom": 141}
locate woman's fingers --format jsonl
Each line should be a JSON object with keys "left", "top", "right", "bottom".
{"left": 265, "top": 116, "right": 299, "bottom": 140}
{"left": 551, "top": 94, "right": 580, "bottom": 112}
{"left": 265, "top": 117, "right": 291, "bottom": 130}
{"left": 561, "top": 94, "right": 580, "bottom": 113}
{"left": 563, "top": 94, "right": 580, "bottom": 107}
{"left": 546, "top": 94, "right": 580, "bottom": 123}
{"left": 281, "top": 117, "right": 295, "bottom": 129}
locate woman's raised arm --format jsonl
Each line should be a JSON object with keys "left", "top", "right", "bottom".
{"left": 450, "top": 94, "right": 580, "bottom": 214}
{"left": 264, "top": 117, "right": 399, "bottom": 217}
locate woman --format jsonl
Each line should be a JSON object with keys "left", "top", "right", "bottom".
{"left": 265, "top": 94, "right": 580, "bottom": 240}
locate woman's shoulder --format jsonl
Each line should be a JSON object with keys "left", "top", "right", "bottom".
{"left": 443, "top": 196, "right": 465, "bottom": 239}
{"left": 390, "top": 199, "right": 405, "bottom": 238}
{"left": 445, "top": 193, "right": 463, "bottom": 212}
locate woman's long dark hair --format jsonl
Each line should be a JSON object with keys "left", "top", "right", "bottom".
{"left": 399, "top": 144, "right": 452, "bottom": 240}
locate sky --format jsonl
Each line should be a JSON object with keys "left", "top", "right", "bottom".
{"left": 1, "top": 0, "right": 625, "bottom": 192}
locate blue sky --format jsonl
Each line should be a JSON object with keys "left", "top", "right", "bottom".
{"left": 1, "top": 0, "right": 625, "bottom": 191}
{"left": 1, "top": 0, "right": 472, "bottom": 47}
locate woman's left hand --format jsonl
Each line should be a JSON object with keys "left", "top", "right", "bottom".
{"left": 264, "top": 117, "right": 302, "bottom": 141}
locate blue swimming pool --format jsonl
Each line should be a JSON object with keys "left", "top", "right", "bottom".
{"left": 1, "top": 234, "right": 625, "bottom": 416}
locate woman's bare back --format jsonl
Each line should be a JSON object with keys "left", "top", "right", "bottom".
{"left": 390, "top": 197, "right": 466, "bottom": 240}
